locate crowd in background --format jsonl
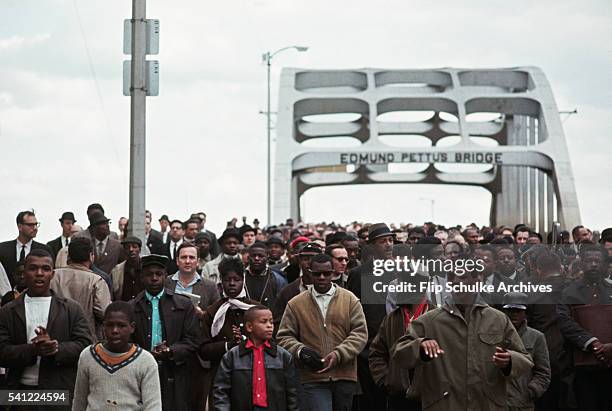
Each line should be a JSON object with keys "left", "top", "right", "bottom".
{"left": 0, "top": 203, "right": 610, "bottom": 411}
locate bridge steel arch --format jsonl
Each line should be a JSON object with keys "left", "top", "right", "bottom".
{"left": 273, "top": 67, "right": 581, "bottom": 232}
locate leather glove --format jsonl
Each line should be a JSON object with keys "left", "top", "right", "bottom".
{"left": 299, "top": 346, "right": 325, "bottom": 371}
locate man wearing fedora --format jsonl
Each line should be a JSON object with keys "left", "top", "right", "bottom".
{"left": 201, "top": 228, "right": 242, "bottom": 284}
{"left": 347, "top": 223, "right": 397, "bottom": 411}
{"left": 47, "top": 211, "right": 76, "bottom": 261}
{"left": 73, "top": 203, "right": 120, "bottom": 242}
{"left": 89, "top": 212, "right": 125, "bottom": 275}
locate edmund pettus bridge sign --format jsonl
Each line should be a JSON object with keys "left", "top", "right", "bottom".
{"left": 338, "top": 151, "right": 503, "bottom": 165}
{"left": 272, "top": 67, "right": 580, "bottom": 233}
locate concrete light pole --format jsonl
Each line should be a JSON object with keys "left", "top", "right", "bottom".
{"left": 262, "top": 45, "right": 308, "bottom": 226}
{"left": 128, "top": 0, "right": 147, "bottom": 242}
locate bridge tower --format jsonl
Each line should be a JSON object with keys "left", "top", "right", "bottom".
{"left": 273, "top": 67, "right": 580, "bottom": 232}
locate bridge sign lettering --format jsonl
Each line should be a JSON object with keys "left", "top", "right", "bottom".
{"left": 339, "top": 152, "right": 503, "bottom": 165}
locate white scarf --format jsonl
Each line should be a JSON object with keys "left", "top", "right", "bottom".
{"left": 211, "top": 287, "right": 255, "bottom": 337}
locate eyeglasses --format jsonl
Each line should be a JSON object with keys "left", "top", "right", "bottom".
{"left": 311, "top": 271, "right": 334, "bottom": 277}
{"left": 21, "top": 222, "right": 40, "bottom": 228}
{"left": 333, "top": 257, "right": 349, "bottom": 262}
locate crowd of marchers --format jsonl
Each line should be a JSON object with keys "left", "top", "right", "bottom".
{"left": 0, "top": 204, "right": 610, "bottom": 411}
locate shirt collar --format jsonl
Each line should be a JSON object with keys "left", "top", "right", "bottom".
{"left": 171, "top": 272, "right": 201, "bottom": 286}
{"left": 245, "top": 339, "right": 271, "bottom": 349}
{"left": 145, "top": 289, "right": 165, "bottom": 301}
{"left": 311, "top": 283, "right": 336, "bottom": 298}
{"left": 17, "top": 239, "right": 32, "bottom": 248}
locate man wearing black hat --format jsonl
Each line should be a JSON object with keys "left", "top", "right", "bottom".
{"left": 73, "top": 203, "right": 119, "bottom": 242}
{"left": 111, "top": 236, "right": 144, "bottom": 301}
{"left": 47, "top": 211, "right": 76, "bottom": 261}
{"left": 129, "top": 254, "right": 201, "bottom": 411}
{"left": 502, "top": 292, "right": 551, "bottom": 411}
{"left": 266, "top": 236, "right": 287, "bottom": 268}
{"left": 347, "top": 223, "right": 396, "bottom": 411}
{"left": 285, "top": 241, "right": 321, "bottom": 284}
{"left": 202, "top": 228, "right": 242, "bottom": 283}
{"left": 88, "top": 212, "right": 125, "bottom": 275}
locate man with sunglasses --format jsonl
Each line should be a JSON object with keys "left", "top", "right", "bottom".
{"left": 277, "top": 253, "right": 367, "bottom": 411}
{"left": 0, "top": 211, "right": 51, "bottom": 288}
{"left": 326, "top": 244, "right": 349, "bottom": 288}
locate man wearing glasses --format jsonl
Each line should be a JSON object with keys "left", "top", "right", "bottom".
{"left": 325, "top": 244, "right": 350, "bottom": 288}
{"left": 0, "top": 211, "right": 51, "bottom": 288}
{"left": 277, "top": 253, "right": 367, "bottom": 411}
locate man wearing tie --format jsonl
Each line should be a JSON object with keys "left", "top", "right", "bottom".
{"left": 89, "top": 212, "right": 125, "bottom": 275}
{"left": 159, "top": 214, "right": 170, "bottom": 245}
{"left": 46, "top": 211, "right": 76, "bottom": 261}
{"left": 164, "top": 219, "right": 184, "bottom": 275}
{"left": 0, "top": 210, "right": 51, "bottom": 288}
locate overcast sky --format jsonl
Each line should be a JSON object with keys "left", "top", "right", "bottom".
{"left": 1, "top": 0, "right": 610, "bottom": 241}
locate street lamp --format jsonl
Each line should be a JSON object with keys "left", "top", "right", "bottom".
{"left": 262, "top": 45, "right": 308, "bottom": 226}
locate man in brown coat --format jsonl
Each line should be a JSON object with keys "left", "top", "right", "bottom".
{"left": 277, "top": 254, "right": 368, "bottom": 411}
{"left": 393, "top": 259, "right": 533, "bottom": 411}
{"left": 50, "top": 237, "right": 111, "bottom": 340}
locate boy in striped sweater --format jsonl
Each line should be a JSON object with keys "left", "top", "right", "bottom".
{"left": 72, "top": 302, "right": 162, "bottom": 410}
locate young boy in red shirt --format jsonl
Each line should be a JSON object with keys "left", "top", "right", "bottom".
{"left": 213, "top": 305, "right": 298, "bottom": 411}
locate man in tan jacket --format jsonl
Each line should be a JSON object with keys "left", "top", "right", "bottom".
{"left": 393, "top": 258, "right": 533, "bottom": 411}
{"left": 50, "top": 237, "right": 111, "bottom": 340}
{"left": 277, "top": 253, "right": 368, "bottom": 411}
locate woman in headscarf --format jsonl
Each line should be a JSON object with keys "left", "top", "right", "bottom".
{"left": 200, "top": 257, "right": 258, "bottom": 405}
